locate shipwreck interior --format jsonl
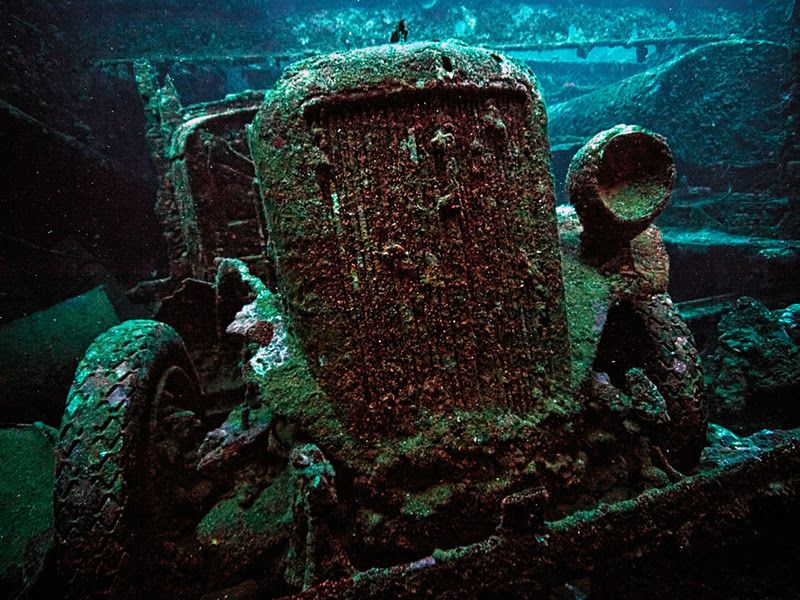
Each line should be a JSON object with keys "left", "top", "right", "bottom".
{"left": 1, "top": 0, "right": 799, "bottom": 598}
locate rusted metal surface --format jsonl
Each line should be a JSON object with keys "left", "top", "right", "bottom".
{"left": 287, "top": 429, "right": 800, "bottom": 599}
{"left": 134, "top": 62, "right": 273, "bottom": 289}
{"left": 93, "top": 35, "right": 735, "bottom": 69}
{"left": 50, "top": 41, "right": 741, "bottom": 599}
{"left": 251, "top": 42, "right": 570, "bottom": 436}
{"left": 567, "top": 124, "right": 675, "bottom": 267}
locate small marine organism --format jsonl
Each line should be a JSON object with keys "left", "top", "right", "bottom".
{"left": 390, "top": 19, "right": 408, "bottom": 43}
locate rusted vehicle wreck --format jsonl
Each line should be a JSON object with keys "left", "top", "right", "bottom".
{"left": 53, "top": 42, "right": 800, "bottom": 598}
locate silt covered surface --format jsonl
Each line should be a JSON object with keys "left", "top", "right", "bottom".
{"left": 250, "top": 42, "right": 571, "bottom": 439}
{"left": 549, "top": 40, "right": 790, "bottom": 190}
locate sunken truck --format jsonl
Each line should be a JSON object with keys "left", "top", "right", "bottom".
{"left": 54, "top": 42, "right": 715, "bottom": 598}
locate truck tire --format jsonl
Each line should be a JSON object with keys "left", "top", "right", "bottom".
{"left": 55, "top": 320, "right": 205, "bottom": 599}
{"left": 595, "top": 294, "right": 707, "bottom": 472}
{"left": 634, "top": 294, "right": 708, "bottom": 472}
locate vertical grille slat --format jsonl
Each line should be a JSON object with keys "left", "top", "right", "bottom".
{"left": 306, "top": 89, "right": 562, "bottom": 425}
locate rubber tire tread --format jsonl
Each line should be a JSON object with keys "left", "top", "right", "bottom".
{"left": 54, "top": 320, "right": 201, "bottom": 599}
{"left": 633, "top": 294, "right": 708, "bottom": 471}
